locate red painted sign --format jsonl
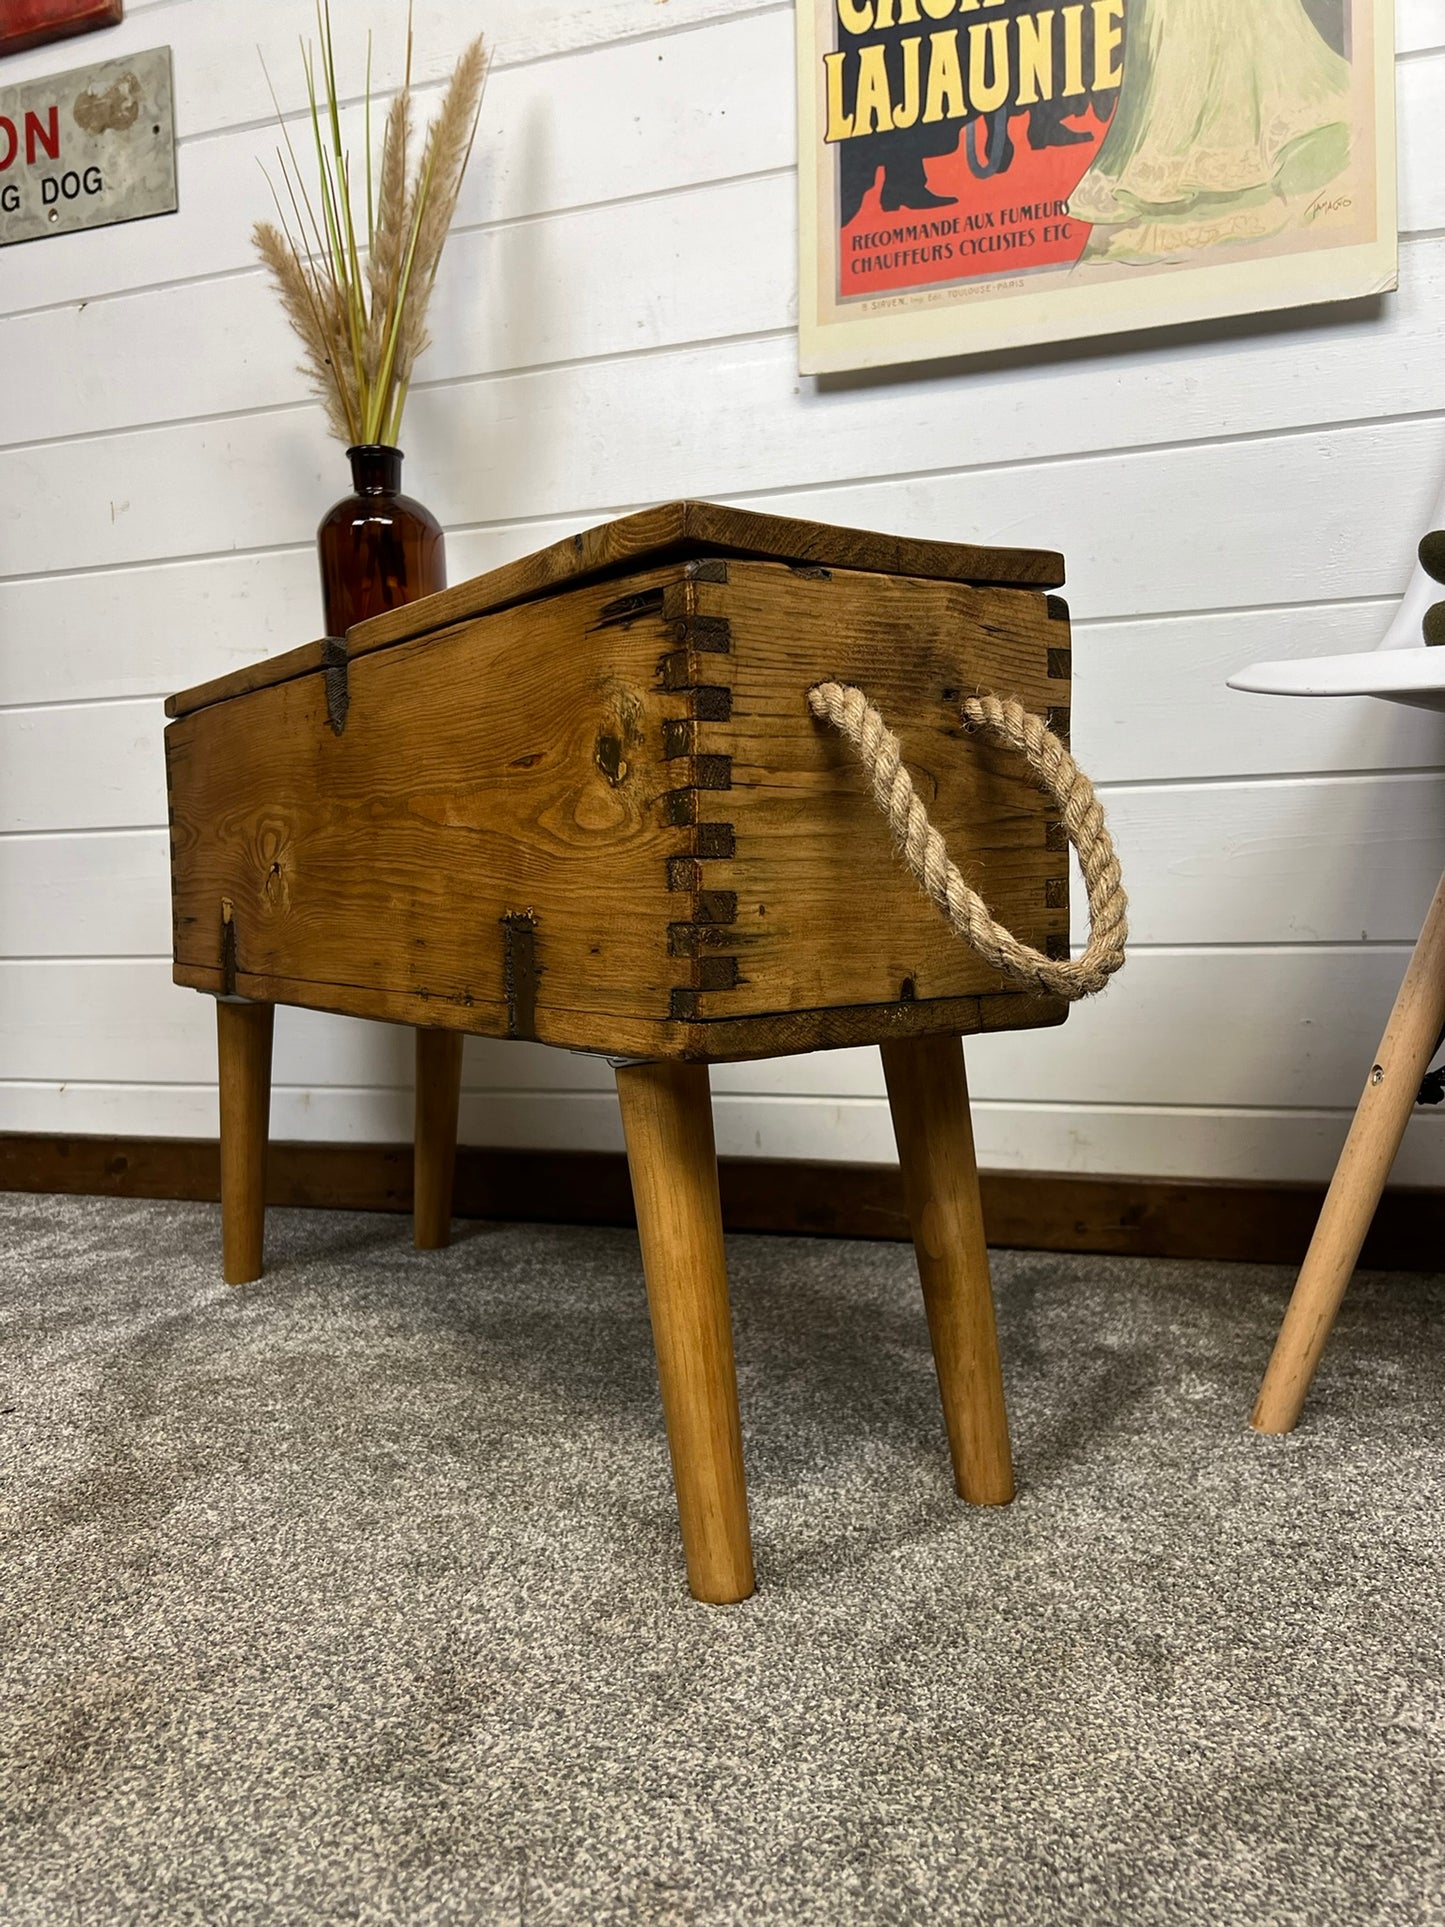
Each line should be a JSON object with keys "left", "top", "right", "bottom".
{"left": 0, "top": 2, "right": 122, "bottom": 60}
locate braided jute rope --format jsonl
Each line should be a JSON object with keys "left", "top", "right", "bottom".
{"left": 806, "top": 681, "right": 1128, "bottom": 1000}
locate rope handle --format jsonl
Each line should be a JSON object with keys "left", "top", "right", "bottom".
{"left": 806, "top": 682, "right": 1127, "bottom": 1001}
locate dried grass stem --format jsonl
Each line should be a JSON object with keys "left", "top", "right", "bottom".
{"left": 254, "top": 6, "right": 487, "bottom": 449}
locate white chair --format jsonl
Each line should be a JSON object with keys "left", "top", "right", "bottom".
{"left": 1228, "top": 481, "right": 1445, "bottom": 1432}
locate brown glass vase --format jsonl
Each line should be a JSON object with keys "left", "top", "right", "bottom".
{"left": 317, "top": 444, "right": 446, "bottom": 635}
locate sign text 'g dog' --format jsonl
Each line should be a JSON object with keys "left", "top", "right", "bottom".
{"left": 0, "top": 45, "right": 176, "bottom": 247}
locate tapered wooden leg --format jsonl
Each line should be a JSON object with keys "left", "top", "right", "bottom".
{"left": 216, "top": 999, "right": 274, "bottom": 1286}
{"left": 414, "top": 1028, "right": 465, "bottom": 1250}
{"left": 881, "top": 1032, "right": 1015, "bottom": 1505}
{"left": 1253, "top": 869, "right": 1445, "bottom": 1434}
{"left": 615, "top": 1060, "right": 755, "bottom": 1604}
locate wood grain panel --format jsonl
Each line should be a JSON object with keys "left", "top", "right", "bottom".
{"left": 27, "top": 753, "right": 1440, "bottom": 966}
{"left": 166, "top": 539, "right": 1067, "bottom": 1059}
{"left": 10, "top": 591, "right": 1441, "bottom": 801}
{"left": 168, "top": 505, "right": 1062, "bottom": 715}
{"left": 167, "top": 567, "right": 693, "bottom": 1032}
{"left": 168, "top": 963, "right": 1061, "bottom": 1066}
{"left": 678, "top": 561, "right": 1068, "bottom": 1018}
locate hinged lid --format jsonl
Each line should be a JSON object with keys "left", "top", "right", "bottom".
{"left": 166, "top": 499, "right": 1065, "bottom": 720}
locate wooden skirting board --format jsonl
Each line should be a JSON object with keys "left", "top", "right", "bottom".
{"left": 0, "top": 1133, "right": 1438, "bottom": 1270}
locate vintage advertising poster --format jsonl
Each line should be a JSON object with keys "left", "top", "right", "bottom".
{"left": 796, "top": 0, "right": 1398, "bottom": 374}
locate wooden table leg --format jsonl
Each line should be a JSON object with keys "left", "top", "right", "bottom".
{"left": 414, "top": 1028, "right": 465, "bottom": 1250}
{"left": 615, "top": 1060, "right": 755, "bottom": 1604}
{"left": 881, "top": 1032, "right": 1015, "bottom": 1506}
{"left": 217, "top": 999, "right": 274, "bottom": 1286}
{"left": 1252, "top": 868, "right": 1445, "bottom": 1434}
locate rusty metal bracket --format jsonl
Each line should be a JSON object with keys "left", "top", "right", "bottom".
{"left": 322, "top": 636, "right": 349, "bottom": 735}
{"left": 501, "top": 911, "right": 540, "bottom": 1040}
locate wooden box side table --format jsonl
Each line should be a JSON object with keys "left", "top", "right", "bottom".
{"left": 165, "top": 502, "right": 1075, "bottom": 1601}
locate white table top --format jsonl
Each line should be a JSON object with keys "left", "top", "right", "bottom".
{"left": 1227, "top": 647, "right": 1445, "bottom": 712}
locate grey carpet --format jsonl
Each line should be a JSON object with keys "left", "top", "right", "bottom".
{"left": 1, "top": 1194, "right": 1443, "bottom": 1927}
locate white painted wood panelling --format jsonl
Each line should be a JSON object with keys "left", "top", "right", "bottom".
{"left": 0, "top": 0, "right": 785, "bottom": 145}
{"left": 0, "top": 831, "right": 170, "bottom": 957}
{"left": 1, "top": 0, "right": 1442, "bottom": 1189}
{"left": 0, "top": 172, "right": 797, "bottom": 448}
{"left": 0, "top": 701, "right": 166, "bottom": 833}
{"left": 15, "top": 185, "right": 1445, "bottom": 464}
{"left": 0, "top": 10, "right": 792, "bottom": 315}
{"left": 6, "top": 384, "right": 1445, "bottom": 603}
{"left": 0, "top": 946, "right": 1427, "bottom": 1108}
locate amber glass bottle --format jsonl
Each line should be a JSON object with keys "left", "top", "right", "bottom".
{"left": 316, "top": 444, "right": 446, "bottom": 635}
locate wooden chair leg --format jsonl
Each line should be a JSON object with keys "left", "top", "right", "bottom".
{"left": 881, "top": 1032, "right": 1015, "bottom": 1505}
{"left": 615, "top": 1059, "right": 755, "bottom": 1604}
{"left": 1253, "top": 869, "right": 1445, "bottom": 1434}
{"left": 414, "top": 1028, "right": 465, "bottom": 1250}
{"left": 216, "top": 999, "right": 274, "bottom": 1286}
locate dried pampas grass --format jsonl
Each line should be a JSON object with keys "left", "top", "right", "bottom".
{"left": 254, "top": 4, "right": 487, "bottom": 449}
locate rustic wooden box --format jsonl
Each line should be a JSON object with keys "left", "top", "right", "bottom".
{"left": 166, "top": 501, "right": 1072, "bottom": 1062}
{"left": 165, "top": 501, "right": 1079, "bottom": 1602}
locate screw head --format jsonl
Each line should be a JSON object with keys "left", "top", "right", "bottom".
{"left": 1371, "top": 1065, "right": 1385, "bottom": 1085}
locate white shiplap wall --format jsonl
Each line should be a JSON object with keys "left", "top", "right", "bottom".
{"left": 2, "top": 0, "right": 1444, "bottom": 1184}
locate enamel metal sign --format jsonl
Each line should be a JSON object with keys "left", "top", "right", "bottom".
{"left": 0, "top": 44, "right": 176, "bottom": 247}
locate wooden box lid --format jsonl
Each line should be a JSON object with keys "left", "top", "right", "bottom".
{"left": 166, "top": 500, "right": 1064, "bottom": 720}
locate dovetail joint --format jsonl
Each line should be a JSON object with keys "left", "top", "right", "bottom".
{"left": 663, "top": 624, "right": 740, "bottom": 1020}
{"left": 668, "top": 923, "right": 738, "bottom": 958}
{"left": 694, "top": 823, "right": 735, "bottom": 860}
{"left": 696, "top": 955, "right": 740, "bottom": 992}
{"left": 668, "top": 614, "right": 731, "bottom": 653}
